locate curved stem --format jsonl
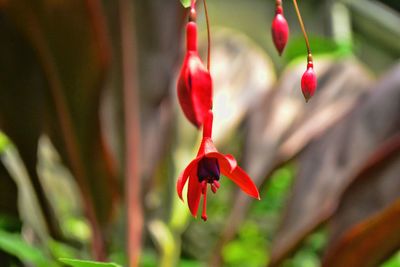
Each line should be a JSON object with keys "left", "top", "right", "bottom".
{"left": 292, "top": 0, "right": 311, "bottom": 55}
{"left": 203, "top": 0, "right": 211, "bottom": 71}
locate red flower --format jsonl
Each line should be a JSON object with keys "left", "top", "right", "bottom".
{"left": 177, "top": 111, "right": 260, "bottom": 221}
{"left": 301, "top": 57, "right": 317, "bottom": 102}
{"left": 177, "top": 21, "right": 213, "bottom": 128}
{"left": 271, "top": 2, "right": 289, "bottom": 56}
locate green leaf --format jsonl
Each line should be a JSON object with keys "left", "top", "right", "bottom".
{"left": 0, "top": 229, "right": 59, "bottom": 267}
{"left": 59, "top": 258, "right": 122, "bottom": 267}
{"left": 180, "top": 0, "right": 191, "bottom": 8}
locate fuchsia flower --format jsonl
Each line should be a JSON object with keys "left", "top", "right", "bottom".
{"left": 271, "top": 1, "right": 289, "bottom": 56}
{"left": 301, "top": 56, "right": 317, "bottom": 102}
{"left": 177, "top": 17, "right": 213, "bottom": 128}
{"left": 177, "top": 110, "right": 260, "bottom": 221}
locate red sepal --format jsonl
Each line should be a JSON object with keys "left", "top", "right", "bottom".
{"left": 177, "top": 22, "right": 213, "bottom": 127}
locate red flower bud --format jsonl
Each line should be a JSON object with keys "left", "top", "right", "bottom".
{"left": 271, "top": 5, "right": 289, "bottom": 56}
{"left": 301, "top": 60, "right": 317, "bottom": 102}
{"left": 177, "top": 22, "right": 213, "bottom": 128}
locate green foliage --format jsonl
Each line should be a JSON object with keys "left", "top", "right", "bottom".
{"left": 0, "top": 132, "right": 10, "bottom": 153}
{"left": 0, "top": 229, "right": 59, "bottom": 267}
{"left": 222, "top": 221, "right": 268, "bottom": 267}
{"left": 139, "top": 249, "right": 158, "bottom": 267}
{"left": 179, "top": 259, "right": 204, "bottom": 267}
{"left": 48, "top": 240, "right": 78, "bottom": 260}
{"left": 284, "top": 36, "right": 350, "bottom": 63}
{"left": 281, "top": 229, "right": 327, "bottom": 267}
{"left": 59, "top": 258, "right": 122, "bottom": 267}
{"left": 253, "top": 165, "right": 294, "bottom": 215}
{"left": 180, "top": 0, "right": 191, "bottom": 8}
{"left": 381, "top": 251, "right": 400, "bottom": 267}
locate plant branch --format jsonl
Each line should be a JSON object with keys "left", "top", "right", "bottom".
{"left": 13, "top": 3, "right": 106, "bottom": 260}
{"left": 119, "top": 0, "right": 143, "bottom": 266}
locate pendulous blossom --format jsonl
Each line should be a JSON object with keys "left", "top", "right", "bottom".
{"left": 177, "top": 110, "right": 260, "bottom": 221}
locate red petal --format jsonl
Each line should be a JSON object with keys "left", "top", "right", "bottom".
{"left": 187, "top": 168, "right": 202, "bottom": 217}
{"left": 177, "top": 53, "right": 212, "bottom": 128}
{"left": 177, "top": 54, "right": 198, "bottom": 126}
{"left": 177, "top": 157, "right": 201, "bottom": 200}
{"left": 189, "top": 57, "right": 212, "bottom": 125}
{"left": 223, "top": 166, "right": 260, "bottom": 199}
{"left": 206, "top": 152, "right": 237, "bottom": 173}
{"left": 197, "top": 137, "right": 218, "bottom": 156}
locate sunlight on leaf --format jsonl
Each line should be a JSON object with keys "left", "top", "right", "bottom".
{"left": 0, "top": 132, "right": 10, "bottom": 153}
{"left": 381, "top": 251, "right": 400, "bottom": 267}
{"left": 59, "top": 258, "right": 122, "bottom": 267}
{"left": 180, "top": 0, "right": 192, "bottom": 8}
{"left": 0, "top": 229, "right": 59, "bottom": 267}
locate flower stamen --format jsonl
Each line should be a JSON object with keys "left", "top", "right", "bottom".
{"left": 201, "top": 183, "right": 208, "bottom": 221}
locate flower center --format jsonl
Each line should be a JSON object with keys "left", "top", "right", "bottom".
{"left": 197, "top": 157, "right": 221, "bottom": 221}
{"left": 197, "top": 157, "right": 220, "bottom": 183}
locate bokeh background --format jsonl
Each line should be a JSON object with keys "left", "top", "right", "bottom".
{"left": 0, "top": 0, "right": 399, "bottom": 266}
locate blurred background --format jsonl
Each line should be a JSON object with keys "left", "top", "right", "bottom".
{"left": 0, "top": 0, "right": 399, "bottom": 266}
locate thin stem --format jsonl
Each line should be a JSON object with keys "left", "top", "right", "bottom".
{"left": 292, "top": 0, "right": 311, "bottom": 55}
{"left": 203, "top": 0, "right": 211, "bottom": 71}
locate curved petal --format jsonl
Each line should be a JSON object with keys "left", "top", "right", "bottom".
{"left": 223, "top": 166, "right": 260, "bottom": 200}
{"left": 205, "top": 152, "right": 237, "bottom": 174}
{"left": 177, "top": 54, "right": 199, "bottom": 127}
{"left": 189, "top": 55, "right": 213, "bottom": 126}
{"left": 177, "top": 157, "right": 201, "bottom": 201}
{"left": 187, "top": 167, "right": 202, "bottom": 217}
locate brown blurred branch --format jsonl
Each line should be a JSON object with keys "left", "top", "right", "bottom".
{"left": 6, "top": 2, "right": 107, "bottom": 260}
{"left": 119, "top": 0, "right": 143, "bottom": 266}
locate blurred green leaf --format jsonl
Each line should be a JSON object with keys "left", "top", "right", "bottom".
{"left": 382, "top": 251, "right": 400, "bottom": 267}
{"left": 59, "top": 258, "right": 121, "bottom": 267}
{"left": 252, "top": 165, "right": 294, "bottom": 215}
{"left": 48, "top": 240, "right": 78, "bottom": 259}
{"left": 139, "top": 249, "right": 157, "bottom": 267}
{"left": 180, "top": 0, "right": 191, "bottom": 8}
{"left": 0, "top": 132, "right": 10, "bottom": 153}
{"left": 284, "top": 36, "right": 347, "bottom": 63}
{"left": 222, "top": 221, "right": 268, "bottom": 267}
{"left": 179, "top": 259, "right": 204, "bottom": 267}
{"left": 0, "top": 229, "right": 59, "bottom": 267}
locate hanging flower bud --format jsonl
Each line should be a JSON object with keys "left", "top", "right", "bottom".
{"left": 271, "top": 0, "right": 289, "bottom": 56}
{"left": 301, "top": 54, "right": 317, "bottom": 102}
{"left": 177, "top": 19, "right": 213, "bottom": 128}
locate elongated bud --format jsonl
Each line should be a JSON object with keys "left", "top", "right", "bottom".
{"left": 271, "top": 1, "right": 289, "bottom": 56}
{"left": 186, "top": 22, "right": 197, "bottom": 51}
{"left": 301, "top": 54, "right": 317, "bottom": 102}
{"left": 177, "top": 21, "right": 212, "bottom": 127}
